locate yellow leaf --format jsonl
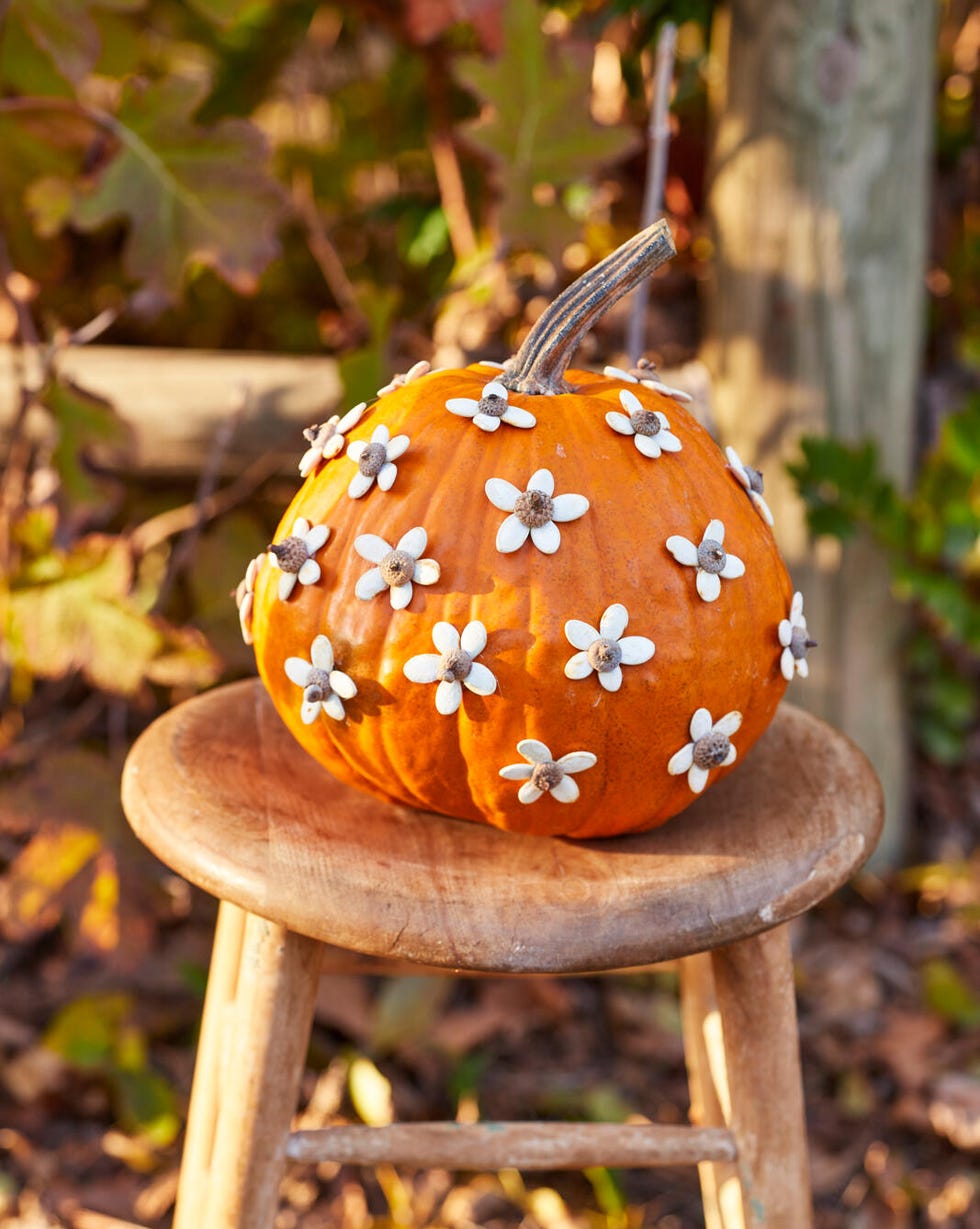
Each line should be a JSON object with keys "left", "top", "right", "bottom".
{"left": 78, "top": 849, "right": 120, "bottom": 954}
{"left": 348, "top": 1055, "right": 394, "bottom": 1127}
{"left": 0, "top": 822, "right": 100, "bottom": 941}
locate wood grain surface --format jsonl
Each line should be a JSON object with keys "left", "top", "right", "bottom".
{"left": 121, "top": 680, "right": 882, "bottom": 973}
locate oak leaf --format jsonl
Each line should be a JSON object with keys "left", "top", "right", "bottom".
{"left": 454, "top": 0, "right": 637, "bottom": 253}
{"left": 72, "top": 75, "right": 286, "bottom": 302}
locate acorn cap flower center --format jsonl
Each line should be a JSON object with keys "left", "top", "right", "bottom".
{"left": 697, "top": 538, "right": 727, "bottom": 574}
{"left": 358, "top": 442, "right": 388, "bottom": 476}
{"left": 630, "top": 408, "right": 662, "bottom": 437}
{"left": 439, "top": 648, "right": 473, "bottom": 683}
{"left": 380, "top": 549, "right": 415, "bottom": 586}
{"left": 303, "top": 668, "right": 333, "bottom": 704}
{"left": 744, "top": 464, "right": 765, "bottom": 494}
{"left": 478, "top": 392, "right": 508, "bottom": 418}
{"left": 587, "top": 637, "right": 623, "bottom": 673}
{"left": 692, "top": 731, "right": 732, "bottom": 770}
{"left": 530, "top": 760, "right": 564, "bottom": 791}
{"left": 514, "top": 489, "right": 555, "bottom": 528}
{"left": 790, "top": 627, "right": 817, "bottom": 660}
{"left": 269, "top": 535, "right": 308, "bottom": 573}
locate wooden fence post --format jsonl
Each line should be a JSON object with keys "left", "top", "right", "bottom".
{"left": 700, "top": 0, "right": 934, "bottom": 863}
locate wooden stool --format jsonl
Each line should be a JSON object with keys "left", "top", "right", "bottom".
{"left": 121, "top": 679, "right": 882, "bottom": 1229}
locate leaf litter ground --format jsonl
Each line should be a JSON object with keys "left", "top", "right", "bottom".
{"left": 0, "top": 742, "right": 978, "bottom": 1229}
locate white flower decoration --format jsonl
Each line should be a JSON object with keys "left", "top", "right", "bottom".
{"left": 354, "top": 527, "right": 441, "bottom": 610}
{"left": 499, "top": 740, "right": 597, "bottom": 805}
{"left": 267, "top": 517, "right": 330, "bottom": 601}
{"left": 666, "top": 519, "right": 745, "bottom": 603}
{"left": 564, "top": 603, "right": 655, "bottom": 692}
{"left": 667, "top": 709, "right": 742, "bottom": 795}
{"left": 376, "top": 359, "right": 431, "bottom": 397}
{"left": 605, "top": 388, "right": 682, "bottom": 459}
{"left": 284, "top": 635, "right": 357, "bottom": 724}
{"left": 346, "top": 423, "right": 410, "bottom": 499}
{"left": 403, "top": 621, "right": 497, "bottom": 715}
{"left": 485, "top": 468, "right": 589, "bottom": 555}
{"left": 234, "top": 553, "right": 264, "bottom": 645}
{"left": 779, "top": 591, "right": 816, "bottom": 680}
{"left": 726, "top": 446, "right": 774, "bottom": 527}
{"left": 299, "top": 403, "right": 367, "bottom": 477}
{"left": 603, "top": 360, "right": 693, "bottom": 404}
{"left": 445, "top": 379, "right": 536, "bottom": 433}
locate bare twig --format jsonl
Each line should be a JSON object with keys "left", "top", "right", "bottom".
{"left": 291, "top": 168, "right": 370, "bottom": 344}
{"left": 0, "top": 691, "right": 107, "bottom": 770}
{"left": 66, "top": 307, "right": 119, "bottom": 348}
{"left": 424, "top": 47, "right": 479, "bottom": 261}
{"left": 626, "top": 22, "right": 677, "bottom": 364}
{"left": 129, "top": 451, "right": 281, "bottom": 557}
{"left": 150, "top": 385, "right": 252, "bottom": 608}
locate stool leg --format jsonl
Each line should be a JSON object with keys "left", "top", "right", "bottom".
{"left": 679, "top": 951, "right": 741, "bottom": 1229}
{"left": 179, "top": 910, "right": 322, "bottom": 1229}
{"left": 680, "top": 925, "right": 812, "bottom": 1229}
{"left": 174, "top": 901, "right": 247, "bottom": 1229}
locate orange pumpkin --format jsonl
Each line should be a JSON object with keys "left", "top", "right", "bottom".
{"left": 240, "top": 222, "right": 810, "bottom": 839}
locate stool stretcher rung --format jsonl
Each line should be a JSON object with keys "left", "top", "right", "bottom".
{"left": 286, "top": 1121, "right": 736, "bottom": 1170}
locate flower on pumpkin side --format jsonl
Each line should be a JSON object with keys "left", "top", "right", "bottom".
{"left": 445, "top": 379, "right": 537, "bottom": 433}
{"left": 485, "top": 468, "right": 589, "bottom": 555}
{"left": 346, "top": 424, "right": 410, "bottom": 499}
{"left": 353, "top": 526, "right": 441, "bottom": 610}
{"left": 403, "top": 621, "right": 497, "bottom": 715}
{"left": 284, "top": 635, "right": 357, "bottom": 724}
{"left": 564, "top": 603, "right": 655, "bottom": 692}
{"left": 779, "top": 591, "right": 817, "bottom": 680}
{"left": 603, "top": 359, "right": 693, "bottom": 404}
{"left": 234, "top": 554, "right": 265, "bottom": 645}
{"left": 267, "top": 517, "right": 330, "bottom": 601}
{"left": 605, "top": 388, "right": 682, "bottom": 459}
{"left": 666, "top": 519, "right": 745, "bottom": 603}
{"left": 499, "top": 740, "right": 597, "bottom": 805}
{"left": 376, "top": 359, "right": 432, "bottom": 397}
{"left": 298, "top": 403, "right": 367, "bottom": 477}
{"left": 726, "top": 446, "right": 774, "bottom": 526}
{"left": 667, "top": 708, "right": 742, "bottom": 794}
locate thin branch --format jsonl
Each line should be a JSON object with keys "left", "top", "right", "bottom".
{"left": 424, "top": 46, "right": 479, "bottom": 261}
{"left": 129, "top": 451, "right": 282, "bottom": 557}
{"left": 290, "top": 168, "right": 370, "bottom": 344}
{"left": 626, "top": 22, "right": 677, "bottom": 365}
{"left": 152, "top": 385, "right": 252, "bottom": 609}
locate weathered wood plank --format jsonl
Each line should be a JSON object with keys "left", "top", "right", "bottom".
{"left": 701, "top": 1, "right": 934, "bottom": 863}
{"left": 0, "top": 345, "right": 343, "bottom": 476}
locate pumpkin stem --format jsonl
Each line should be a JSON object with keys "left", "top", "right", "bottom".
{"left": 499, "top": 219, "right": 676, "bottom": 396}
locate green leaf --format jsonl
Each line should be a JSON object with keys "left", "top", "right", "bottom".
{"left": 40, "top": 375, "right": 131, "bottom": 513}
{"left": 922, "top": 959, "right": 980, "bottom": 1029}
{"left": 370, "top": 978, "right": 453, "bottom": 1055}
{"left": 72, "top": 75, "right": 286, "bottom": 302}
{"left": 338, "top": 285, "right": 400, "bottom": 407}
{"left": 184, "top": 0, "right": 263, "bottom": 28}
{"left": 455, "top": 0, "right": 638, "bottom": 252}
{"left": 8, "top": 0, "right": 144, "bottom": 85}
{"left": 941, "top": 396, "right": 980, "bottom": 474}
{"left": 111, "top": 1066, "right": 181, "bottom": 1145}
{"left": 44, "top": 992, "right": 134, "bottom": 1069}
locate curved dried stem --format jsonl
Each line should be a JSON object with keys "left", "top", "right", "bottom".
{"left": 500, "top": 219, "right": 676, "bottom": 396}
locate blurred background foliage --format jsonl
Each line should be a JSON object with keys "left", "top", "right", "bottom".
{"left": 0, "top": 0, "right": 979, "bottom": 1218}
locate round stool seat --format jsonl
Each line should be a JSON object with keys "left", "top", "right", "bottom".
{"left": 122, "top": 679, "right": 882, "bottom": 973}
